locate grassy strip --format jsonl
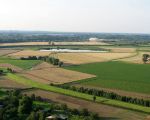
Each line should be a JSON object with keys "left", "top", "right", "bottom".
{"left": 6, "top": 73, "right": 150, "bottom": 114}
{"left": 33, "top": 101, "right": 51, "bottom": 108}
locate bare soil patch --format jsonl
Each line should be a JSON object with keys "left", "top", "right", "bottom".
{"left": 0, "top": 77, "right": 28, "bottom": 89}
{"left": 20, "top": 62, "right": 95, "bottom": 84}
{"left": 25, "top": 89, "right": 148, "bottom": 120}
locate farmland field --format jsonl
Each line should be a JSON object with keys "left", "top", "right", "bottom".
{"left": 0, "top": 57, "right": 41, "bottom": 69}
{"left": 0, "top": 49, "right": 20, "bottom": 56}
{"left": 0, "top": 41, "right": 110, "bottom": 46}
{"left": 20, "top": 62, "right": 95, "bottom": 84}
{"left": 9, "top": 50, "right": 135, "bottom": 64}
{"left": 120, "top": 52, "right": 150, "bottom": 64}
{"left": 65, "top": 61, "right": 150, "bottom": 94}
{"left": 0, "top": 77, "right": 29, "bottom": 89}
{"left": 101, "top": 47, "right": 136, "bottom": 53}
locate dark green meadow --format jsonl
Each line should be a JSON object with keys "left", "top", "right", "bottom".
{"left": 65, "top": 61, "right": 150, "bottom": 94}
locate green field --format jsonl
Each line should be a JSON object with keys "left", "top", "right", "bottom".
{"left": 65, "top": 61, "right": 150, "bottom": 94}
{"left": 6, "top": 73, "right": 150, "bottom": 113}
{"left": 0, "top": 57, "right": 41, "bottom": 69}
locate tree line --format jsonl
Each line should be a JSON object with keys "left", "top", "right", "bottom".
{"left": 51, "top": 84, "right": 150, "bottom": 107}
{"left": 20, "top": 56, "right": 63, "bottom": 67}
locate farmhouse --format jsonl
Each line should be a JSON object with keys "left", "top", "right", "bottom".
{"left": 46, "top": 114, "right": 68, "bottom": 120}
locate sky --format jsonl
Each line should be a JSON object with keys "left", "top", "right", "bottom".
{"left": 0, "top": 0, "right": 150, "bottom": 33}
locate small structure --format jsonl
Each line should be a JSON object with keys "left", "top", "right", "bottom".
{"left": 46, "top": 114, "right": 68, "bottom": 120}
{"left": 89, "top": 38, "right": 99, "bottom": 42}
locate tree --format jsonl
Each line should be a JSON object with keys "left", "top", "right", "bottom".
{"left": 38, "top": 111, "right": 45, "bottom": 120}
{"left": 18, "top": 96, "right": 33, "bottom": 114}
{"left": 142, "top": 54, "right": 149, "bottom": 64}
{"left": 93, "top": 95, "right": 96, "bottom": 102}
{"left": 81, "top": 108, "right": 89, "bottom": 116}
{"left": 26, "top": 112, "right": 38, "bottom": 120}
{"left": 58, "top": 61, "right": 63, "bottom": 67}
{"left": 0, "top": 70, "right": 3, "bottom": 75}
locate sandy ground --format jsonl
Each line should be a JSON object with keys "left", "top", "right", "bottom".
{"left": 20, "top": 62, "right": 95, "bottom": 84}
{"left": 9, "top": 50, "right": 134, "bottom": 64}
{"left": 24, "top": 89, "right": 148, "bottom": 120}
{"left": 0, "top": 41, "right": 110, "bottom": 46}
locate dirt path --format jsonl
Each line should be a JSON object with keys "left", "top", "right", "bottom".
{"left": 24, "top": 89, "right": 148, "bottom": 120}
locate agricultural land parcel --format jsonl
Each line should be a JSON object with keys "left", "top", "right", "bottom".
{"left": 20, "top": 62, "right": 95, "bottom": 84}
{"left": 0, "top": 41, "right": 110, "bottom": 46}
{"left": 9, "top": 50, "right": 135, "bottom": 64}
{"left": 65, "top": 61, "right": 150, "bottom": 94}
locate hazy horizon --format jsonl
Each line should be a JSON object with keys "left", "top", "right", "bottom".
{"left": 0, "top": 0, "right": 150, "bottom": 34}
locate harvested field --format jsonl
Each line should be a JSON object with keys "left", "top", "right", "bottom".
{"left": 20, "top": 62, "right": 95, "bottom": 84}
{"left": 57, "top": 53, "right": 134, "bottom": 64}
{"left": 10, "top": 50, "right": 134, "bottom": 64}
{"left": 0, "top": 63, "right": 23, "bottom": 72}
{"left": 0, "top": 77, "right": 28, "bottom": 89}
{"left": 0, "top": 49, "right": 20, "bottom": 56}
{"left": 9, "top": 50, "right": 50, "bottom": 57}
{"left": 25, "top": 89, "right": 148, "bottom": 120}
{"left": 103, "top": 47, "right": 136, "bottom": 53}
{"left": 0, "top": 41, "right": 110, "bottom": 46}
{"left": 120, "top": 52, "right": 150, "bottom": 64}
